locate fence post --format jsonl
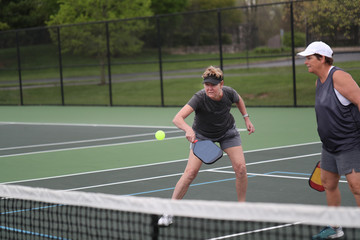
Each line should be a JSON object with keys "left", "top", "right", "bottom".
{"left": 57, "top": 27, "right": 65, "bottom": 106}
{"left": 15, "top": 31, "right": 23, "bottom": 106}
{"left": 217, "top": 9, "right": 224, "bottom": 71}
{"left": 290, "top": 2, "right": 297, "bottom": 107}
{"left": 105, "top": 22, "right": 113, "bottom": 106}
{"left": 156, "top": 16, "right": 165, "bottom": 107}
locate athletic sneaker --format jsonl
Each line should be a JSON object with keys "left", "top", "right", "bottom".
{"left": 157, "top": 214, "right": 173, "bottom": 227}
{"left": 312, "top": 226, "right": 344, "bottom": 239}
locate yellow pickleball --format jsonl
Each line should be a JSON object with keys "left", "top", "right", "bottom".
{"left": 155, "top": 130, "right": 165, "bottom": 140}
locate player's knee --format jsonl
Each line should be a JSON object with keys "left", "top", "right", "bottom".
{"left": 346, "top": 170, "right": 360, "bottom": 195}
{"left": 348, "top": 181, "right": 360, "bottom": 195}
{"left": 322, "top": 178, "right": 338, "bottom": 191}
{"left": 233, "top": 163, "right": 247, "bottom": 177}
{"left": 184, "top": 168, "right": 199, "bottom": 181}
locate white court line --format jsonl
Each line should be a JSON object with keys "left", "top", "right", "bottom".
{"left": 216, "top": 171, "right": 343, "bottom": 183}
{"left": 246, "top": 152, "right": 321, "bottom": 166}
{"left": 2, "top": 142, "right": 322, "bottom": 186}
{"left": 0, "top": 130, "right": 183, "bottom": 151}
{"left": 0, "top": 135, "right": 185, "bottom": 158}
{"left": 208, "top": 170, "right": 347, "bottom": 183}
{"left": 1, "top": 158, "right": 189, "bottom": 185}
{"left": 0, "top": 126, "right": 246, "bottom": 158}
{"left": 0, "top": 121, "right": 179, "bottom": 129}
{"left": 215, "top": 171, "right": 310, "bottom": 180}
{"left": 244, "top": 141, "right": 321, "bottom": 153}
{"left": 65, "top": 172, "right": 186, "bottom": 191}
{"left": 248, "top": 172, "right": 347, "bottom": 183}
{"left": 0, "top": 121, "right": 245, "bottom": 132}
{"left": 203, "top": 152, "right": 321, "bottom": 173}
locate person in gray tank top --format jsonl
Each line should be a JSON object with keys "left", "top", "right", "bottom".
{"left": 158, "top": 66, "right": 255, "bottom": 226}
{"left": 298, "top": 41, "right": 360, "bottom": 239}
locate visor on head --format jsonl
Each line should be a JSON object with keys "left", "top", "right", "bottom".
{"left": 202, "top": 75, "right": 222, "bottom": 85}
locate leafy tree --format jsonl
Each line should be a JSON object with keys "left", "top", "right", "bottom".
{"left": 283, "top": 32, "right": 306, "bottom": 48}
{"left": 178, "top": 0, "right": 240, "bottom": 47}
{"left": 151, "top": 0, "right": 188, "bottom": 15}
{"left": 286, "top": 0, "right": 360, "bottom": 45}
{"left": 144, "top": 0, "right": 188, "bottom": 48}
{"left": 305, "top": 0, "right": 359, "bottom": 44}
{"left": 0, "top": 22, "right": 10, "bottom": 31}
{"left": 186, "top": 0, "right": 236, "bottom": 11}
{"left": 0, "top": 0, "right": 59, "bottom": 30}
{"left": 47, "top": 0, "right": 153, "bottom": 85}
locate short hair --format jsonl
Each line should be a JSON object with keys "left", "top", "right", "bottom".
{"left": 202, "top": 66, "right": 224, "bottom": 80}
{"left": 313, "top": 53, "right": 333, "bottom": 65}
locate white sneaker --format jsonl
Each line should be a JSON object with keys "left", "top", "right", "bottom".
{"left": 158, "top": 214, "right": 173, "bottom": 227}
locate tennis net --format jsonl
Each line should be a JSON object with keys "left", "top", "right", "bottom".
{"left": 0, "top": 184, "right": 359, "bottom": 239}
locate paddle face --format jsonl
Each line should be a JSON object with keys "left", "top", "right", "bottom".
{"left": 193, "top": 140, "right": 223, "bottom": 164}
{"left": 309, "top": 161, "right": 325, "bottom": 192}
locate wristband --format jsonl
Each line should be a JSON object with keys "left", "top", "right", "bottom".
{"left": 243, "top": 113, "right": 249, "bottom": 118}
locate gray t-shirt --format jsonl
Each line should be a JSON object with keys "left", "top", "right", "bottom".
{"left": 315, "top": 66, "right": 360, "bottom": 153}
{"left": 187, "top": 86, "right": 240, "bottom": 138}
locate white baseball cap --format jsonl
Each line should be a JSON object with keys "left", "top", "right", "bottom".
{"left": 297, "top": 41, "right": 333, "bottom": 58}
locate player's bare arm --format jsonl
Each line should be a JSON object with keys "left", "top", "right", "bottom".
{"left": 173, "top": 104, "right": 196, "bottom": 142}
{"left": 235, "top": 96, "right": 255, "bottom": 135}
{"left": 333, "top": 70, "right": 360, "bottom": 111}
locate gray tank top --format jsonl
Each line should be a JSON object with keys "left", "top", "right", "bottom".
{"left": 315, "top": 67, "right": 360, "bottom": 153}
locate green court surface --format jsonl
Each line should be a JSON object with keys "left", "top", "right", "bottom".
{"left": 0, "top": 106, "right": 356, "bottom": 207}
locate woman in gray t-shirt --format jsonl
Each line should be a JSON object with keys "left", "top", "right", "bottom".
{"left": 158, "top": 66, "right": 254, "bottom": 226}
{"left": 171, "top": 66, "right": 254, "bottom": 201}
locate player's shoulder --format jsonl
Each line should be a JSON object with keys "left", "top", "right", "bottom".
{"left": 332, "top": 66, "right": 346, "bottom": 75}
{"left": 333, "top": 67, "right": 354, "bottom": 82}
{"left": 223, "top": 86, "right": 238, "bottom": 95}
{"left": 191, "top": 89, "right": 206, "bottom": 102}
{"left": 195, "top": 89, "right": 206, "bottom": 96}
{"left": 222, "top": 86, "right": 239, "bottom": 102}
{"left": 333, "top": 68, "right": 351, "bottom": 77}
{"left": 222, "top": 86, "right": 235, "bottom": 92}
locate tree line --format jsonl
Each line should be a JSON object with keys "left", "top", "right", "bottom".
{"left": 1, "top": 0, "right": 358, "bottom": 85}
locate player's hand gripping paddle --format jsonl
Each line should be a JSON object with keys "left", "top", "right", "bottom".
{"left": 309, "top": 161, "right": 325, "bottom": 192}
{"left": 193, "top": 140, "right": 223, "bottom": 164}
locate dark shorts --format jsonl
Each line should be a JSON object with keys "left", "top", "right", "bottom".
{"left": 192, "top": 125, "right": 242, "bottom": 151}
{"left": 321, "top": 148, "right": 360, "bottom": 175}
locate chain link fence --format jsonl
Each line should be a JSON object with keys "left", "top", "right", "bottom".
{"left": 0, "top": 1, "right": 359, "bottom": 107}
